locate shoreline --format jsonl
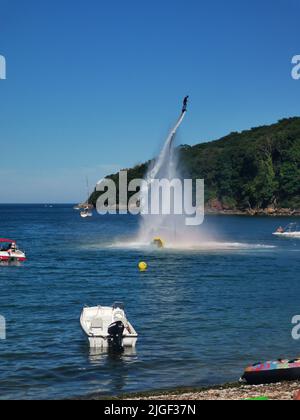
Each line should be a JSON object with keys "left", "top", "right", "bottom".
{"left": 82, "top": 203, "right": 300, "bottom": 217}
{"left": 80, "top": 381, "right": 300, "bottom": 401}
{"left": 205, "top": 208, "right": 300, "bottom": 217}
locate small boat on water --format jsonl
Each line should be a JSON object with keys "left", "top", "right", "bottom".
{"left": 80, "top": 302, "right": 138, "bottom": 351}
{"left": 80, "top": 207, "right": 93, "bottom": 218}
{"left": 0, "top": 239, "right": 26, "bottom": 263}
{"left": 241, "top": 359, "right": 300, "bottom": 385}
{"left": 80, "top": 177, "right": 93, "bottom": 218}
{"left": 273, "top": 223, "right": 300, "bottom": 238}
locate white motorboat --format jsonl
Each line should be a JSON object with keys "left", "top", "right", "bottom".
{"left": 80, "top": 207, "right": 93, "bottom": 218}
{"left": 80, "top": 302, "right": 138, "bottom": 351}
{"left": 273, "top": 223, "right": 300, "bottom": 238}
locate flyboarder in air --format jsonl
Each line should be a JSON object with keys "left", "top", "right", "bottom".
{"left": 182, "top": 96, "right": 189, "bottom": 113}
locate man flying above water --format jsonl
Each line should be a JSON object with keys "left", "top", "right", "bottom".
{"left": 182, "top": 96, "right": 189, "bottom": 113}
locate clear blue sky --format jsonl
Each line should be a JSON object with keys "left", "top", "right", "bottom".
{"left": 0, "top": 0, "right": 299, "bottom": 203}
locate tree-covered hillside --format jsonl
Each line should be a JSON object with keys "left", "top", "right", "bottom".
{"left": 90, "top": 117, "right": 300, "bottom": 212}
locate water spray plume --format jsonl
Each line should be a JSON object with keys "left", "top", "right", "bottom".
{"left": 109, "top": 98, "right": 274, "bottom": 251}
{"left": 138, "top": 97, "right": 192, "bottom": 246}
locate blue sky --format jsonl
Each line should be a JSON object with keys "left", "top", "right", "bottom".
{"left": 0, "top": 0, "right": 299, "bottom": 203}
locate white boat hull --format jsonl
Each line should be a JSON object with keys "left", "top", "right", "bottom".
{"left": 0, "top": 250, "right": 26, "bottom": 262}
{"left": 80, "top": 212, "right": 92, "bottom": 218}
{"left": 80, "top": 305, "right": 138, "bottom": 349}
{"left": 86, "top": 335, "right": 138, "bottom": 349}
{"left": 273, "top": 232, "right": 300, "bottom": 238}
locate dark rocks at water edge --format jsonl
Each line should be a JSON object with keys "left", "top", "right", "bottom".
{"left": 205, "top": 199, "right": 300, "bottom": 217}
{"left": 78, "top": 381, "right": 300, "bottom": 401}
{"left": 126, "top": 382, "right": 300, "bottom": 401}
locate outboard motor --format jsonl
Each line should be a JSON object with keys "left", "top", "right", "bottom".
{"left": 108, "top": 321, "right": 125, "bottom": 353}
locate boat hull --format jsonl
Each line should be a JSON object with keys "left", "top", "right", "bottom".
{"left": 273, "top": 232, "right": 300, "bottom": 238}
{"left": 0, "top": 252, "right": 26, "bottom": 263}
{"left": 243, "top": 367, "right": 300, "bottom": 385}
{"left": 80, "top": 213, "right": 92, "bottom": 218}
{"left": 242, "top": 360, "right": 300, "bottom": 385}
{"left": 86, "top": 335, "right": 138, "bottom": 349}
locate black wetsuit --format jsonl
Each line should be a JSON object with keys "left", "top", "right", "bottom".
{"left": 182, "top": 96, "right": 189, "bottom": 113}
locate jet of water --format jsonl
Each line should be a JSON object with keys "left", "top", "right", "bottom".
{"left": 138, "top": 105, "right": 188, "bottom": 245}
{"left": 145, "top": 111, "right": 186, "bottom": 182}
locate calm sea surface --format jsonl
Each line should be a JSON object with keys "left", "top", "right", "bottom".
{"left": 0, "top": 204, "right": 300, "bottom": 399}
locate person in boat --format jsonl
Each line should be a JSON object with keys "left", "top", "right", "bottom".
{"left": 6, "top": 242, "right": 17, "bottom": 253}
{"left": 276, "top": 226, "right": 285, "bottom": 233}
{"left": 182, "top": 96, "right": 189, "bottom": 113}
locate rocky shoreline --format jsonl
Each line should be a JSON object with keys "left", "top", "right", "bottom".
{"left": 205, "top": 208, "right": 300, "bottom": 217}
{"left": 123, "top": 382, "right": 300, "bottom": 401}
{"left": 205, "top": 201, "right": 300, "bottom": 217}
{"left": 80, "top": 381, "right": 300, "bottom": 401}
{"left": 80, "top": 202, "right": 300, "bottom": 217}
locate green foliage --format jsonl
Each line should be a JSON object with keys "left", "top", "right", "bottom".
{"left": 90, "top": 117, "right": 300, "bottom": 210}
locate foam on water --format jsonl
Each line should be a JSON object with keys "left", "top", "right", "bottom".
{"left": 109, "top": 239, "right": 276, "bottom": 251}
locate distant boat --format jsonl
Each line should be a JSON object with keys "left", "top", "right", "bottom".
{"left": 273, "top": 223, "right": 300, "bottom": 238}
{"left": 80, "top": 177, "right": 93, "bottom": 218}
{"left": 0, "top": 239, "right": 26, "bottom": 263}
{"left": 80, "top": 207, "right": 93, "bottom": 218}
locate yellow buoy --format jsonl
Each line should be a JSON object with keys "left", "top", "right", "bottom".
{"left": 138, "top": 261, "right": 148, "bottom": 271}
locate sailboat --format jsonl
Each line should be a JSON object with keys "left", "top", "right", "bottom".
{"left": 80, "top": 178, "right": 93, "bottom": 218}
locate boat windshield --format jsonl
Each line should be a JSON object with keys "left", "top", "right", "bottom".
{"left": 113, "top": 302, "right": 125, "bottom": 310}
{"left": 285, "top": 223, "right": 299, "bottom": 232}
{"left": 0, "top": 242, "right": 13, "bottom": 251}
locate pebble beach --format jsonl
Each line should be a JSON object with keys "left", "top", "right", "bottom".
{"left": 120, "top": 382, "right": 300, "bottom": 401}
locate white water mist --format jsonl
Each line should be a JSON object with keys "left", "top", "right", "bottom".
{"left": 137, "top": 111, "right": 194, "bottom": 245}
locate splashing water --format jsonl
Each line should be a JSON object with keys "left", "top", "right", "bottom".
{"left": 137, "top": 110, "right": 191, "bottom": 246}
{"left": 145, "top": 111, "right": 186, "bottom": 182}
{"left": 111, "top": 103, "right": 275, "bottom": 251}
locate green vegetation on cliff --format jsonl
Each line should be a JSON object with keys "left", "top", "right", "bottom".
{"left": 90, "top": 117, "right": 300, "bottom": 211}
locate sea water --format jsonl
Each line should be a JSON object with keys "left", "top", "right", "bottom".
{"left": 0, "top": 204, "right": 300, "bottom": 399}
